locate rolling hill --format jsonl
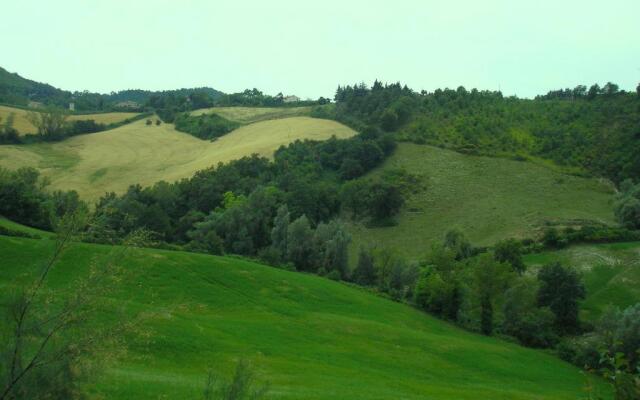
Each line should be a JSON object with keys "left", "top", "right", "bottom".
{"left": 350, "top": 143, "right": 615, "bottom": 261}
{"left": 191, "top": 106, "right": 312, "bottom": 124}
{"left": 0, "top": 232, "right": 611, "bottom": 399}
{"left": 524, "top": 241, "right": 640, "bottom": 321}
{"left": 0, "top": 105, "right": 140, "bottom": 135}
{"left": 0, "top": 116, "right": 356, "bottom": 201}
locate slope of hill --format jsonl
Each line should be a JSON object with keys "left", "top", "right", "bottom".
{"left": 524, "top": 242, "right": 640, "bottom": 321}
{"left": 0, "top": 116, "right": 356, "bottom": 201}
{"left": 0, "top": 234, "right": 611, "bottom": 399}
{"left": 0, "top": 105, "right": 140, "bottom": 135}
{"left": 350, "top": 143, "right": 615, "bottom": 261}
{"left": 0, "top": 66, "right": 66, "bottom": 106}
{"left": 191, "top": 106, "right": 312, "bottom": 124}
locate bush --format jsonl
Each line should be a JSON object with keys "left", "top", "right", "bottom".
{"left": 174, "top": 113, "right": 240, "bottom": 140}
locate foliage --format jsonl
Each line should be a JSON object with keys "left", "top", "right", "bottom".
{"left": 25, "top": 107, "right": 68, "bottom": 138}
{"left": 537, "top": 262, "right": 586, "bottom": 335}
{"left": 174, "top": 112, "right": 240, "bottom": 140}
{"left": 353, "top": 245, "right": 376, "bottom": 286}
{"left": 494, "top": 239, "right": 525, "bottom": 274}
{"left": 0, "top": 113, "right": 19, "bottom": 144}
{"left": 202, "top": 360, "right": 269, "bottom": 400}
{"left": 614, "top": 180, "right": 640, "bottom": 229}
{"left": 331, "top": 80, "right": 640, "bottom": 184}
{"left": 468, "top": 253, "right": 514, "bottom": 335}
{"left": 443, "top": 229, "right": 474, "bottom": 260}
{"left": 0, "top": 167, "right": 86, "bottom": 229}
{"left": 414, "top": 245, "right": 463, "bottom": 321}
{"left": 501, "top": 280, "right": 557, "bottom": 347}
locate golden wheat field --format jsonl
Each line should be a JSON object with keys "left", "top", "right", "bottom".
{"left": 0, "top": 105, "right": 139, "bottom": 135}
{"left": 190, "top": 106, "right": 312, "bottom": 123}
{"left": 0, "top": 116, "right": 355, "bottom": 201}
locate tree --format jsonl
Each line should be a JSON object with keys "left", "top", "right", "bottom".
{"left": 25, "top": 107, "right": 68, "bottom": 137}
{"left": 494, "top": 239, "right": 525, "bottom": 274}
{"left": 502, "top": 280, "right": 557, "bottom": 347}
{"left": 270, "top": 205, "right": 290, "bottom": 261}
{"left": 443, "top": 230, "right": 473, "bottom": 260}
{"left": 587, "top": 84, "right": 601, "bottom": 100}
{"left": 286, "top": 215, "right": 314, "bottom": 271}
{"left": 614, "top": 181, "right": 640, "bottom": 229}
{"left": 414, "top": 245, "right": 462, "bottom": 320}
{"left": 146, "top": 119, "right": 153, "bottom": 125}
{"left": 313, "top": 220, "right": 351, "bottom": 279}
{"left": 470, "top": 254, "right": 513, "bottom": 335}
{"left": 367, "top": 182, "right": 404, "bottom": 221}
{"left": 537, "top": 262, "right": 585, "bottom": 335}
{"left": 0, "top": 113, "right": 19, "bottom": 144}
{"left": 636, "top": 82, "right": 640, "bottom": 98}
{"left": 353, "top": 246, "right": 376, "bottom": 286}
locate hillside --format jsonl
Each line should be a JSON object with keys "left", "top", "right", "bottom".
{"left": 524, "top": 242, "right": 640, "bottom": 321}
{"left": 0, "top": 66, "right": 224, "bottom": 111}
{"left": 350, "top": 143, "right": 615, "bottom": 261}
{"left": 0, "top": 233, "right": 611, "bottom": 399}
{"left": 191, "top": 106, "right": 312, "bottom": 124}
{"left": 0, "top": 105, "right": 140, "bottom": 135}
{"left": 0, "top": 116, "right": 356, "bottom": 201}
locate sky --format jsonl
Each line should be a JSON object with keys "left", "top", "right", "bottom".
{"left": 2, "top": 0, "right": 639, "bottom": 99}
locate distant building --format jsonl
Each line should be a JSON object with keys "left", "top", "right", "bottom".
{"left": 27, "top": 101, "right": 43, "bottom": 109}
{"left": 69, "top": 102, "right": 75, "bottom": 111}
{"left": 283, "top": 95, "right": 300, "bottom": 103}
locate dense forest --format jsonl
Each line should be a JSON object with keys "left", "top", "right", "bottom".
{"left": 317, "top": 81, "right": 640, "bottom": 184}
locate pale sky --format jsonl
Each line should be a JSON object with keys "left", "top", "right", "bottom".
{"left": 2, "top": 0, "right": 639, "bottom": 99}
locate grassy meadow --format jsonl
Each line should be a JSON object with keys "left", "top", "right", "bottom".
{"left": 350, "top": 143, "right": 615, "bottom": 261}
{"left": 0, "top": 232, "right": 612, "bottom": 400}
{"left": 524, "top": 242, "right": 640, "bottom": 321}
{"left": 0, "top": 105, "right": 139, "bottom": 135}
{"left": 0, "top": 116, "right": 355, "bottom": 201}
{"left": 191, "top": 106, "right": 312, "bottom": 124}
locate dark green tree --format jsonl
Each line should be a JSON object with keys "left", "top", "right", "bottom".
{"left": 471, "top": 254, "right": 513, "bottom": 335}
{"left": 494, "top": 239, "right": 525, "bottom": 274}
{"left": 270, "top": 205, "right": 290, "bottom": 261}
{"left": 443, "top": 230, "right": 473, "bottom": 260}
{"left": 286, "top": 215, "right": 314, "bottom": 271}
{"left": 353, "top": 246, "right": 376, "bottom": 286}
{"left": 537, "top": 262, "right": 585, "bottom": 335}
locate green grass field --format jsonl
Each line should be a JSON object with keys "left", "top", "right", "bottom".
{"left": 0, "top": 116, "right": 355, "bottom": 201}
{"left": 0, "top": 233, "right": 611, "bottom": 399}
{"left": 524, "top": 242, "right": 640, "bottom": 321}
{"left": 190, "top": 106, "right": 311, "bottom": 124}
{"left": 350, "top": 143, "right": 615, "bottom": 261}
{"left": 0, "top": 105, "right": 139, "bottom": 135}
